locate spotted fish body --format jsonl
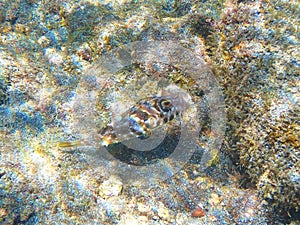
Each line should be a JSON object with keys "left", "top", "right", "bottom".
{"left": 100, "top": 96, "right": 180, "bottom": 146}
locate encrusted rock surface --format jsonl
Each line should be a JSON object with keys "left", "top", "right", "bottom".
{"left": 0, "top": 0, "right": 299, "bottom": 224}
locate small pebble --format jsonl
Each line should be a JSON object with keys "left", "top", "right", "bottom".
{"left": 37, "top": 36, "right": 50, "bottom": 47}
{"left": 137, "top": 202, "right": 151, "bottom": 213}
{"left": 0, "top": 208, "right": 7, "bottom": 218}
{"left": 99, "top": 176, "right": 123, "bottom": 197}
{"left": 44, "top": 48, "right": 63, "bottom": 65}
{"left": 191, "top": 207, "right": 206, "bottom": 218}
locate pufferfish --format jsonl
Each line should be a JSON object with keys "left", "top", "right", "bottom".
{"left": 100, "top": 96, "right": 181, "bottom": 146}
{"left": 57, "top": 85, "right": 192, "bottom": 148}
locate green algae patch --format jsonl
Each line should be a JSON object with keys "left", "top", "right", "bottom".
{"left": 210, "top": 0, "right": 300, "bottom": 214}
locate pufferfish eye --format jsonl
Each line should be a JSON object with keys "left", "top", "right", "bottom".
{"left": 159, "top": 99, "right": 173, "bottom": 112}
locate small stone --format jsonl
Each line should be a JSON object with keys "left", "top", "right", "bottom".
{"left": 0, "top": 208, "right": 7, "bottom": 218}
{"left": 38, "top": 36, "right": 50, "bottom": 47}
{"left": 137, "top": 202, "right": 151, "bottom": 213}
{"left": 191, "top": 207, "right": 205, "bottom": 218}
{"left": 99, "top": 176, "right": 123, "bottom": 197}
{"left": 44, "top": 48, "right": 63, "bottom": 65}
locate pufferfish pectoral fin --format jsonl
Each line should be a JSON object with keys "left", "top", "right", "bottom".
{"left": 137, "top": 129, "right": 152, "bottom": 140}
{"left": 100, "top": 125, "right": 119, "bottom": 146}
